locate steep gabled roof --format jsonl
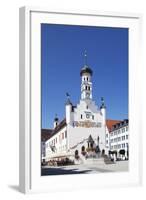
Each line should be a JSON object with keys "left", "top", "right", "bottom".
{"left": 41, "top": 129, "right": 53, "bottom": 142}
{"left": 50, "top": 118, "right": 66, "bottom": 137}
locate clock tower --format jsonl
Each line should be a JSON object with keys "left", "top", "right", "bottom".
{"left": 80, "top": 51, "right": 93, "bottom": 100}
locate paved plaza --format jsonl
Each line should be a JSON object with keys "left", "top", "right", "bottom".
{"left": 41, "top": 161, "right": 128, "bottom": 176}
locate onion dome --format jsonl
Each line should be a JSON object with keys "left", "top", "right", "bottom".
{"left": 54, "top": 114, "right": 59, "bottom": 122}
{"left": 80, "top": 50, "right": 93, "bottom": 76}
{"left": 80, "top": 65, "right": 93, "bottom": 76}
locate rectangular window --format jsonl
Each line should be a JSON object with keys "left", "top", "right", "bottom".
{"left": 81, "top": 114, "right": 83, "bottom": 119}
{"left": 122, "top": 128, "right": 125, "bottom": 133}
{"left": 126, "top": 135, "right": 128, "bottom": 139}
{"left": 92, "top": 115, "right": 94, "bottom": 120}
{"left": 122, "top": 136, "right": 125, "bottom": 140}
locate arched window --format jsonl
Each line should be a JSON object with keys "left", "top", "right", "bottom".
{"left": 81, "top": 146, "right": 85, "bottom": 152}
{"left": 102, "top": 149, "right": 105, "bottom": 155}
{"left": 75, "top": 150, "right": 79, "bottom": 159}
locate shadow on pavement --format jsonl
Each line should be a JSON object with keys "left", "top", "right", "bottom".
{"left": 41, "top": 167, "right": 92, "bottom": 176}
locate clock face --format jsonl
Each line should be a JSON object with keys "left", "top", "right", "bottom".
{"left": 86, "top": 114, "right": 90, "bottom": 119}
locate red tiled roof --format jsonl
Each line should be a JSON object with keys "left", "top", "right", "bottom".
{"left": 106, "top": 119, "right": 122, "bottom": 132}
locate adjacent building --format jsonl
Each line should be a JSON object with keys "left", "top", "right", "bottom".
{"left": 106, "top": 119, "right": 129, "bottom": 160}
{"left": 41, "top": 129, "right": 52, "bottom": 163}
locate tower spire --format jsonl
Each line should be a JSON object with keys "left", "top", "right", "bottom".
{"left": 80, "top": 51, "right": 93, "bottom": 100}
{"left": 65, "top": 92, "right": 72, "bottom": 105}
{"left": 84, "top": 50, "right": 87, "bottom": 66}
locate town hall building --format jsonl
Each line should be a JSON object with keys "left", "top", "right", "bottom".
{"left": 44, "top": 52, "right": 111, "bottom": 163}
{"left": 44, "top": 52, "right": 129, "bottom": 164}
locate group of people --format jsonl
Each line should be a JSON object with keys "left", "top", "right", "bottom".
{"left": 47, "top": 158, "right": 74, "bottom": 166}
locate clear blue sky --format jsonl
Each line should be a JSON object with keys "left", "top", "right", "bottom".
{"left": 41, "top": 24, "right": 128, "bottom": 129}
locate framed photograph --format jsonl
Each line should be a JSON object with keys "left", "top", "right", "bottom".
{"left": 19, "top": 7, "right": 142, "bottom": 193}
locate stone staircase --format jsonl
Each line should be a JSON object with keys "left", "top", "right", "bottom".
{"left": 83, "top": 157, "right": 105, "bottom": 165}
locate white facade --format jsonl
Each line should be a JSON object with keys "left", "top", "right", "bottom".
{"left": 106, "top": 119, "right": 129, "bottom": 160}
{"left": 45, "top": 125, "right": 68, "bottom": 161}
{"left": 45, "top": 56, "right": 109, "bottom": 163}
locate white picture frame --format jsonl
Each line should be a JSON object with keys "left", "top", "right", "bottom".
{"left": 19, "top": 6, "right": 142, "bottom": 194}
